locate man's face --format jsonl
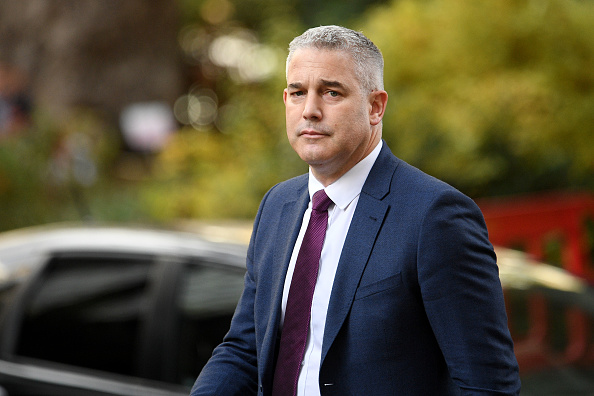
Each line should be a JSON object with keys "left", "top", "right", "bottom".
{"left": 284, "top": 48, "right": 383, "bottom": 186}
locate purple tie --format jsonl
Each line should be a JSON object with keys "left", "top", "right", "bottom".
{"left": 272, "top": 189, "right": 333, "bottom": 396}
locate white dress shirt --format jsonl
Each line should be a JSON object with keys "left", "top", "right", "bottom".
{"left": 280, "top": 141, "right": 383, "bottom": 396}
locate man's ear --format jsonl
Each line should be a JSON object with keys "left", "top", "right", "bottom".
{"left": 369, "top": 90, "right": 388, "bottom": 126}
{"left": 283, "top": 88, "right": 289, "bottom": 105}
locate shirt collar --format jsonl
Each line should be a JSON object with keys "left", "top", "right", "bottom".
{"left": 308, "top": 140, "right": 383, "bottom": 210}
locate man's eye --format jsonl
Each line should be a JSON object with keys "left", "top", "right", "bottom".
{"left": 293, "top": 91, "right": 305, "bottom": 96}
{"left": 328, "top": 91, "right": 339, "bottom": 97}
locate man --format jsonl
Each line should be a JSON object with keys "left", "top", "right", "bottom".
{"left": 191, "top": 25, "right": 520, "bottom": 395}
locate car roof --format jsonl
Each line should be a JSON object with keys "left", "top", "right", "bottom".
{"left": 0, "top": 222, "right": 249, "bottom": 281}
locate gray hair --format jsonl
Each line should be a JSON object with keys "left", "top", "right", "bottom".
{"left": 286, "top": 25, "right": 384, "bottom": 92}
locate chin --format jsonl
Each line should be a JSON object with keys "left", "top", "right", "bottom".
{"left": 295, "top": 145, "right": 325, "bottom": 162}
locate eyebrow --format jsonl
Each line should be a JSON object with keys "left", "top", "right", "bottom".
{"left": 287, "top": 80, "right": 349, "bottom": 91}
{"left": 320, "top": 79, "right": 347, "bottom": 91}
{"left": 288, "top": 82, "right": 303, "bottom": 90}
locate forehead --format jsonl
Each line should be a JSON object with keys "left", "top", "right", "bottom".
{"left": 286, "top": 48, "right": 357, "bottom": 85}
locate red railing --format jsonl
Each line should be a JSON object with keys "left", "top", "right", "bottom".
{"left": 477, "top": 192, "right": 594, "bottom": 374}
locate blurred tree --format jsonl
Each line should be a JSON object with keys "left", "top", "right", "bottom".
{"left": 0, "top": 0, "right": 184, "bottom": 230}
{"left": 142, "top": 0, "right": 594, "bottom": 221}
{"left": 0, "top": 111, "right": 125, "bottom": 230}
{"left": 0, "top": 0, "right": 182, "bottom": 124}
{"left": 361, "top": 0, "right": 594, "bottom": 197}
{"left": 295, "top": 0, "right": 390, "bottom": 27}
{"left": 142, "top": 0, "right": 302, "bottom": 220}
{"left": 2, "top": 0, "right": 593, "bottom": 229}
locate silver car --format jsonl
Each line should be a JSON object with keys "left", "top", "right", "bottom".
{"left": 0, "top": 223, "right": 248, "bottom": 395}
{"left": 0, "top": 225, "right": 592, "bottom": 395}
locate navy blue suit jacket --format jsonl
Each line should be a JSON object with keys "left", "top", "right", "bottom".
{"left": 192, "top": 143, "right": 521, "bottom": 395}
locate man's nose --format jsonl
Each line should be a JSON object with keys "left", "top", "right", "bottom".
{"left": 302, "top": 94, "right": 322, "bottom": 121}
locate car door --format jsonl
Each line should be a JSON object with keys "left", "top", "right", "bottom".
{"left": 0, "top": 251, "right": 190, "bottom": 395}
{"left": 164, "top": 258, "right": 246, "bottom": 388}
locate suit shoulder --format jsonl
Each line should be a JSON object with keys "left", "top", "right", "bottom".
{"left": 368, "top": 143, "right": 468, "bottom": 206}
{"left": 260, "top": 173, "right": 308, "bottom": 204}
{"left": 269, "top": 173, "right": 307, "bottom": 194}
{"left": 390, "top": 158, "right": 475, "bottom": 207}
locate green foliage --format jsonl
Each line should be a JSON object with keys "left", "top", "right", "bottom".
{"left": 141, "top": 1, "right": 306, "bottom": 221}
{"left": 0, "top": 110, "right": 134, "bottom": 231}
{"left": 4, "top": 0, "right": 594, "bottom": 230}
{"left": 141, "top": 81, "right": 305, "bottom": 220}
{"left": 361, "top": 0, "right": 594, "bottom": 197}
{"left": 144, "top": 0, "right": 594, "bottom": 223}
{"left": 0, "top": 113, "right": 62, "bottom": 228}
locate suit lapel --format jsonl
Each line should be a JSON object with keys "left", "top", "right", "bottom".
{"left": 273, "top": 184, "right": 309, "bottom": 290}
{"left": 321, "top": 144, "right": 398, "bottom": 363}
{"left": 260, "top": 181, "right": 309, "bottom": 390}
{"left": 268, "top": 194, "right": 307, "bottom": 330}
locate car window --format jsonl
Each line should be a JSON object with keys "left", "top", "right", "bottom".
{"left": 10, "top": 252, "right": 247, "bottom": 390}
{"left": 174, "top": 262, "right": 245, "bottom": 388}
{"left": 15, "top": 255, "right": 155, "bottom": 378}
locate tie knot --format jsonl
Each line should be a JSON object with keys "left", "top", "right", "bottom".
{"left": 312, "top": 189, "right": 333, "bottom": 212}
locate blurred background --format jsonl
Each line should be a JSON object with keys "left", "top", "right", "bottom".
{"left": 0, "top": 0, "right": 594, "bottom": 394}
{"left": 1, "top": 0, "right": 592, "bottom": 229}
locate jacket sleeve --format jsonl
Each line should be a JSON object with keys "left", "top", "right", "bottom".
{"left": 418, "top": 190, "right": 521, "bottom": 395}
{"left": 190, "top": 191, "right": 273, "bottom": 396}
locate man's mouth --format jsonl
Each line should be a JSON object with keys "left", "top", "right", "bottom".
{"left": 299, "top": 128, "right": 328, "bottom": 138}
